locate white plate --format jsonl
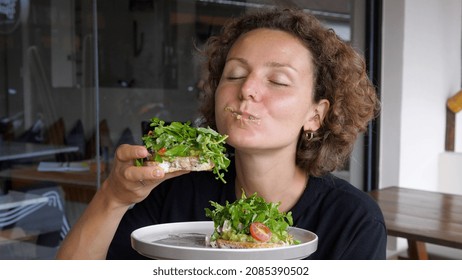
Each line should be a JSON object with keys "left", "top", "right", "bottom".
{"left": 131, "top": 221, "right": 318, "bottom": 260}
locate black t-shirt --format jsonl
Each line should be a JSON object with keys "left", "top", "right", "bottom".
{"left": 107, "top": 163, "right": 387, "bottom": 260}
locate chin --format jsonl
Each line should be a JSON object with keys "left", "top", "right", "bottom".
{"left": 226, "top": 134, "right": 261, "bottom": 150}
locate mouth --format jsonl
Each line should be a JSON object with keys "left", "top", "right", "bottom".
{"left": 225, "top": 106, "right": 261, "bottom": 125}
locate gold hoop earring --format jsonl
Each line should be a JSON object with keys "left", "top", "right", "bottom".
{"left": 304, "top": 131, "right": 314, "bottom": 141}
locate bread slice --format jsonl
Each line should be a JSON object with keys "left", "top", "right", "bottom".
{"left": 216, "top": 239, "right": 285, "bottom": 249}
{"left": 144, "top": 156, "right": 214, "bottom": 173}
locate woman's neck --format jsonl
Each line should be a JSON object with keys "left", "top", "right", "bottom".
{"left": 233, "top": 151, "right": 308, "bottom": 212}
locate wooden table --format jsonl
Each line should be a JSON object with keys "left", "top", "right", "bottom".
{"left": 0, "top": 166, "right": 104, "bottom": 203}
{"left": 369, "top": 186, "right": 462, "bottom": 259}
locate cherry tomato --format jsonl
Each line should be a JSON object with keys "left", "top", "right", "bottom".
{"left": 249, "top": 222, "right": 272, "bottom": 242}
{"left": 157, "top": 147, "right": 167, "bottom": 155}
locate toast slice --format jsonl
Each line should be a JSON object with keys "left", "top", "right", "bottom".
{"left": 144, "top": 156, "right": 214, "bottom": 173}
{"left": 216, "top": 239, "right": 285, "bottom": 249}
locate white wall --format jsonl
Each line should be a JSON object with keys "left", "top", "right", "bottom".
{"left": 381, "top": 0, "right": 462, "bottom": 192}
{"left": 380, "top": 0, "right": 462, "bottom": 257}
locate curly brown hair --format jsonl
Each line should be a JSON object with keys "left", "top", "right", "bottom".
{"left": 199, "top": 8, "right": 380, "bottom": 177}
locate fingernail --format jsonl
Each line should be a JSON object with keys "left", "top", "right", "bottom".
{"left": 137, "top": 148, "right": 147, "bottom": 158}
{"left": 153, "top": 168, "right": 163, "bottom": 177}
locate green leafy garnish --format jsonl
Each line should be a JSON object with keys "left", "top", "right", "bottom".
{"left": 205, "top": 191, "right": 298, "bottom": 244}
{"left": 136, "top": 117, "right": 230, "bottom": 183}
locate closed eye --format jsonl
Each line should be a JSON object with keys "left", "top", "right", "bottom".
{"left": 269, "top": 80, "right": 289, "bottom": 87}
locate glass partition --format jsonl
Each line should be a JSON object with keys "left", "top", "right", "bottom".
{"left": 0, "top": 0, "right": 357, "bottom": 259}
{"left": 0, "top": 0, "right": 98, "bottom": 259}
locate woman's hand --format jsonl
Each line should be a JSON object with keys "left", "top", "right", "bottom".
{"left": 102, "top": 144, "right": 189, "bottom": 207}
{"left": 56, "top": 144, "right": 189, "bottom": 259}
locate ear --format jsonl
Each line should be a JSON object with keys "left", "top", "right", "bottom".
{"left": 304, "top": 99, "right": 330, "bottom": 131}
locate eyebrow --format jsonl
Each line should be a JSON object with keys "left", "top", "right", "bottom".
{"left": 226, "top": 57, "right": 299, "bottom": 73}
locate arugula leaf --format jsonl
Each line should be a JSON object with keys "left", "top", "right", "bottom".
{"left": 138, "top": 117, "right": 230, "bottom": 183}
{"left": 205, "top": 192, "right": 297, "bottom": 244}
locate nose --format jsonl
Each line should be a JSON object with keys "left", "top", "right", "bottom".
{"left": 241, "top": 89, "right": 257, "bottom": 100}
{"left": 240, "top": 78, "right": 260, "bottom": 101}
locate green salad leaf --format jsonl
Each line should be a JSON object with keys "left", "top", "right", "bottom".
{"left": 205, "top": 191, "right": 298, "bottom": 244}
{"left": 136, "top": 117, "right": 230, "bottom": 183}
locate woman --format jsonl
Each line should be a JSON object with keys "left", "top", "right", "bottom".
{"left": 57, "top": 8, "right": 386, "bottom": 260}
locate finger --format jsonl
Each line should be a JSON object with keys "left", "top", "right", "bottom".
{"left": 141, "top": 162, "right": 190, "bottom": 180}
{"left": 127, "top": 165, "right": 190, "bottom": 183}
{"left": 115, "top": 144, "right": 149, "bottom": 163}
{"left": 124, "top": 165, "right": 165, "bottom": 182}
